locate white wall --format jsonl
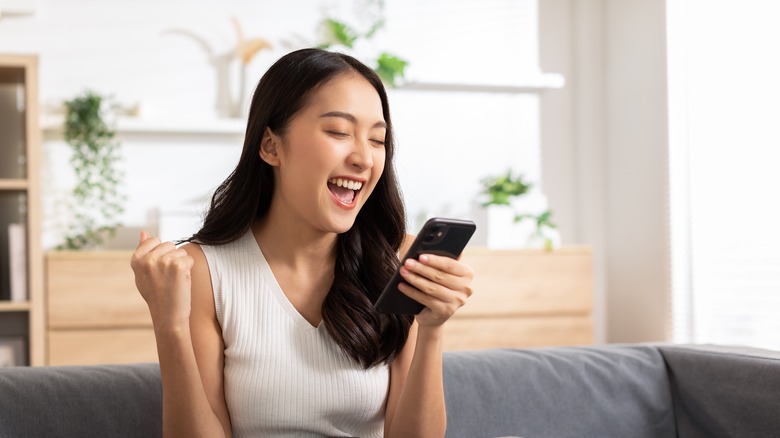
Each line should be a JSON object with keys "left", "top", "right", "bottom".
{"left": 3, "top": 0, "right": 673, "bottom": 343}
{"left": 539, "top": 0, "right": 670, "bottom": 344}
{"left": 604, "top": 0, "right": 669, "bottom": 343}
{"left": 0, "top": 0, "right": 546, "bottom": 249}
{"left": 2, "top": 0, "right": 325, "bottom": 247}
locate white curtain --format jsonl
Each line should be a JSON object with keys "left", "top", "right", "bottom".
{"left": 668, "top": 0, "right": 780, "bottom": 349}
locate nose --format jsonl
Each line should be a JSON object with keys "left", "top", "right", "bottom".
{"left": 349, "top": 139, "right": 374, "bottom": 171}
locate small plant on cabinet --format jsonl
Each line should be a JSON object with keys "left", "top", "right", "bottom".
{"left": 480, "top": 170, "right": 558, "bottom": 250}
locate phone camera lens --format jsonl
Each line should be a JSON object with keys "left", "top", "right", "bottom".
{"left": 436, "top": 231, "right": 444, "bottom": 237}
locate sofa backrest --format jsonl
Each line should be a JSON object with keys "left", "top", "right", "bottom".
{"left": 659, "top": 344, "right": 780, "bottom": 438}
{"left": 442, "top": 345, "right": 677, "bottom": 438}
{"left": 0, "top": 363, "right": 162, "bottom": 438}
{"left": 12, "top": 346, "right": 756, "bottom": 438}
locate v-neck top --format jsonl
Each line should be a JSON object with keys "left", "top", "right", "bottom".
{"left": 201, "top": 229, "right": 389, "bottom": 438}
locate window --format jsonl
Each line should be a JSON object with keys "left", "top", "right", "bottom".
{"left": 668, "top": 0, "right": 780, "bottom": 348}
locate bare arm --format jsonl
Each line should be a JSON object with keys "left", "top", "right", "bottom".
{"left": 131, "top": 233, "right": 231, "bottom": 437}
{"left": 384, "top": 235, "right": 474, "bottom": 438}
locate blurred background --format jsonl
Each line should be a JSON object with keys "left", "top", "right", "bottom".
{"left": 1, "top": 0, "right": 779, "bottom": 363}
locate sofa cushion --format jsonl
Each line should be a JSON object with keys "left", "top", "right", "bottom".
{"left": 659, "top": 344, "right": 780, "bottom": 438}
{"left": 442, "top": 345, "right": 676, "bottom": 438}
{"left": 0, "top": 362, "right": 162, "bottom": 438}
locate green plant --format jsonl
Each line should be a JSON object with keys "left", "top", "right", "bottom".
{"left": 58, "top": 91, "right": 125, "bottom": 250}
{"left": 480, "top": 170, "right": 532, "bottom": 206}
{"left": 515, "top": 210, "right": 558, "bottom": 251}
{"left": 480, "top": 170, "right": 557, "bottom": 250}
{"left": 317, "top": 15, "right": 408, "bottom": 87}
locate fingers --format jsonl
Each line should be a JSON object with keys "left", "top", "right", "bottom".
{"left": 397, "top": 282, "right": 444, "bottom": 310}
{"left": 401, "top": 254, "right": 474, "bottom": 292}
{"left": 131, "top": 232, "right": 190, "bottom": 272}
{"left": 134, "top": 231, "right": 161, "bottom": 259}
{"left": 400, "top": 258, "right": 456, "bottom": 291}
{"left": 397, "top": 280, "right": 467, "bottom": 319}
{"left": 415, "top": 253, "right": 473, "bottom": 277}
{"left": 399, "top": 267, "right": 471, "bottom": 309}
{"left": 397, "top": 255, "right": 474, "bottom": 317}
{"left": 399, "top": 265, "right": 455, "bottom": 302}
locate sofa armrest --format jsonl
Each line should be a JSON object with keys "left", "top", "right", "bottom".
{"left": 659, "top": 344, "right": 780, "bottom": 438}
{"left": 0, "top": 363, "right": 161, "bottom": 438}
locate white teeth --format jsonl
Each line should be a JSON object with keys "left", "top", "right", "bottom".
{"left": 329, "top": 178, "right": 363, "bottom": 190}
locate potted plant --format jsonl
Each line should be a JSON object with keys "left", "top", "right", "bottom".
{"left": 479, "top": 170, "right": 559, "bottom": 250}
{"left": 315, "top": 2, "right": 408, "bottom": 87}
{"left": 57, "top": 91, "right": 125, "bottom": 250}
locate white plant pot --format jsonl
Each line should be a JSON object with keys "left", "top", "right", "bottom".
{"left": 482, "top": 193, "right": 560, "bottom": 249}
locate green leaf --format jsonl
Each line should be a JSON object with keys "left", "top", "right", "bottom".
{"left": 480, "top": 170, "right": 531, "bottom": 206}
{"left": 374, "top": 52, "right": 408, "bottom": 87}
{"left": 325, "top": 18, "right": 359, "bottom": 48}
{"left": 364, "top": 18, "right": 385, "bottom": 39}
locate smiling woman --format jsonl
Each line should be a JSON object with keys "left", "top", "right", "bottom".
{"left": 130, "top": 48, "right": 475, "bottom": 438}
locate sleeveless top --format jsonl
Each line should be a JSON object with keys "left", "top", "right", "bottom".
{"left": 200, "top": 230, "right": 389, "bottom": 438}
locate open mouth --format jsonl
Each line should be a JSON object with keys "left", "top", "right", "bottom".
{"left": 328, "top": 177, "right": 363, "bottom": 206}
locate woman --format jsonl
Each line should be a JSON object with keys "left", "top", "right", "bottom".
{"left": 131, "top": 48, "right": 474, "bottom": 437}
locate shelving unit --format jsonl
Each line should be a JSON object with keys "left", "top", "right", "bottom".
{"left": 0, "top": 54, "right": 43, "bottom": 366}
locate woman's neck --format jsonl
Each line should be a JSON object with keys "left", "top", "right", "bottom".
{"left": 252, "top": 206, "right": 338, "bottom": 275}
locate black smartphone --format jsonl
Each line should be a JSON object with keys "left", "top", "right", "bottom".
{"left": 374, "top": 217, "right": 477, "bottom": 315}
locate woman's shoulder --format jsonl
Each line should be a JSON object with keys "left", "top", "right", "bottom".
{"left": 181, "top": 242, "right": 210, "bottom": 281}
{"left": 181, "top": 241, "right": 205, "bottom": 261}
{"left": 186, "top": 229, "right": 256, "bottom": 258}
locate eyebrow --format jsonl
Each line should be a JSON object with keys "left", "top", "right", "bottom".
{"left": 319, "top": 111, "right": 387, "bottom": 129}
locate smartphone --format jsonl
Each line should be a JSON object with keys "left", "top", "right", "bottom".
{"left": 374, "top": 217, "right": 477, "bottom": 315}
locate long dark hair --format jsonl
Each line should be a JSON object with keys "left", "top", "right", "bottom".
{"left": 187, "top": 48, "right": 414, "bottom": 368}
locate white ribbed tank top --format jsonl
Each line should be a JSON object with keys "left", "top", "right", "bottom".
{"left": 200, "top": 230, "right": 389, "bottom": 438}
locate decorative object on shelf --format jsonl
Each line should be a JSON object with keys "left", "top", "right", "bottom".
{"left": 8, "top": 222, "right": 26, "bottom": 302}
{"left": 315, "top": 12, "right": 408, "bottom": 87}
{"left": 164, "top": 17, "right": 272, "bottom": 118}
{"left": 0, "top": 337, "right": 25, "bottom": 367}
{"left": 0, "top": 0, "right": 36, "bottom": 19}
{"left": 58, "top": 91, "right": 126, "bottom": 250}
{"left": 479, "top": 170, "right": 559, "bottom": 250}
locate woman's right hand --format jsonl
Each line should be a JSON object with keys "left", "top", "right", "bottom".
{"left": 130, "top": 231, "right": 195, "bottom": 331}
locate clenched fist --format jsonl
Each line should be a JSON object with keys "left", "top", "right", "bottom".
{"left": 130, "top": 231, "right": 195, "bottom": 331}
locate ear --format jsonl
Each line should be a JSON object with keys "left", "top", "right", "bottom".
{"left": 259, "top": 128, "right": 281, "bottom": 166}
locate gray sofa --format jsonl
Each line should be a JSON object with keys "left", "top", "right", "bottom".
{"left": 1, "top": 344, "right": 778, "bottom": 437}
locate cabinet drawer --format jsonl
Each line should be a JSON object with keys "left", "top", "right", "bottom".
{"left": 459, "top": 248, "right": 593, "bottom": 316}
{"left": 46, "top": 251, "right": 150, "bottom": 328}
{"left": 442, "top": 315, "right": 594, "bottom": 351}
{"left": 48, "top": 328, "right": 158, "bottom": 365}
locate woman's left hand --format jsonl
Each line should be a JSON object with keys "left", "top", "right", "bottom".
{"left": 398, "top": 254, "right": 474, "bottom": 327}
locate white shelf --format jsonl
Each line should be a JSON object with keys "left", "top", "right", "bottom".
{"left": 41, "top": 115, "right": 247, "bottom": 137}
{"left": 39, "top": 74, "right": 564, "bottom": 137}
{"left": 398, "top": 74, "right": 565, "bottom": 94}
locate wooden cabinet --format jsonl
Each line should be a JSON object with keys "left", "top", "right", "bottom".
{"left": 0, "top": 54, "right": 43, "bottom": 366}
{"left": 444, "top": 247, "right": 594, "bottom": 351}
{"left": 43, "top": 247, "right": 593, "bottom": 363}
{"left": 45, "top": 251, "right": 157, "bottom": 365}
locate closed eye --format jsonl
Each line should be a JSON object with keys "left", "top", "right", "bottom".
{"left": 370, "top": 138, "right": 386, "bottom": 146}
{"left": 327, "top": 130, "right": 349, "bottom": 138}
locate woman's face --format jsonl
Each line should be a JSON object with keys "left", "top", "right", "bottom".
{"left": 268, "top": 72, "right": 387, "bottom": 234}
